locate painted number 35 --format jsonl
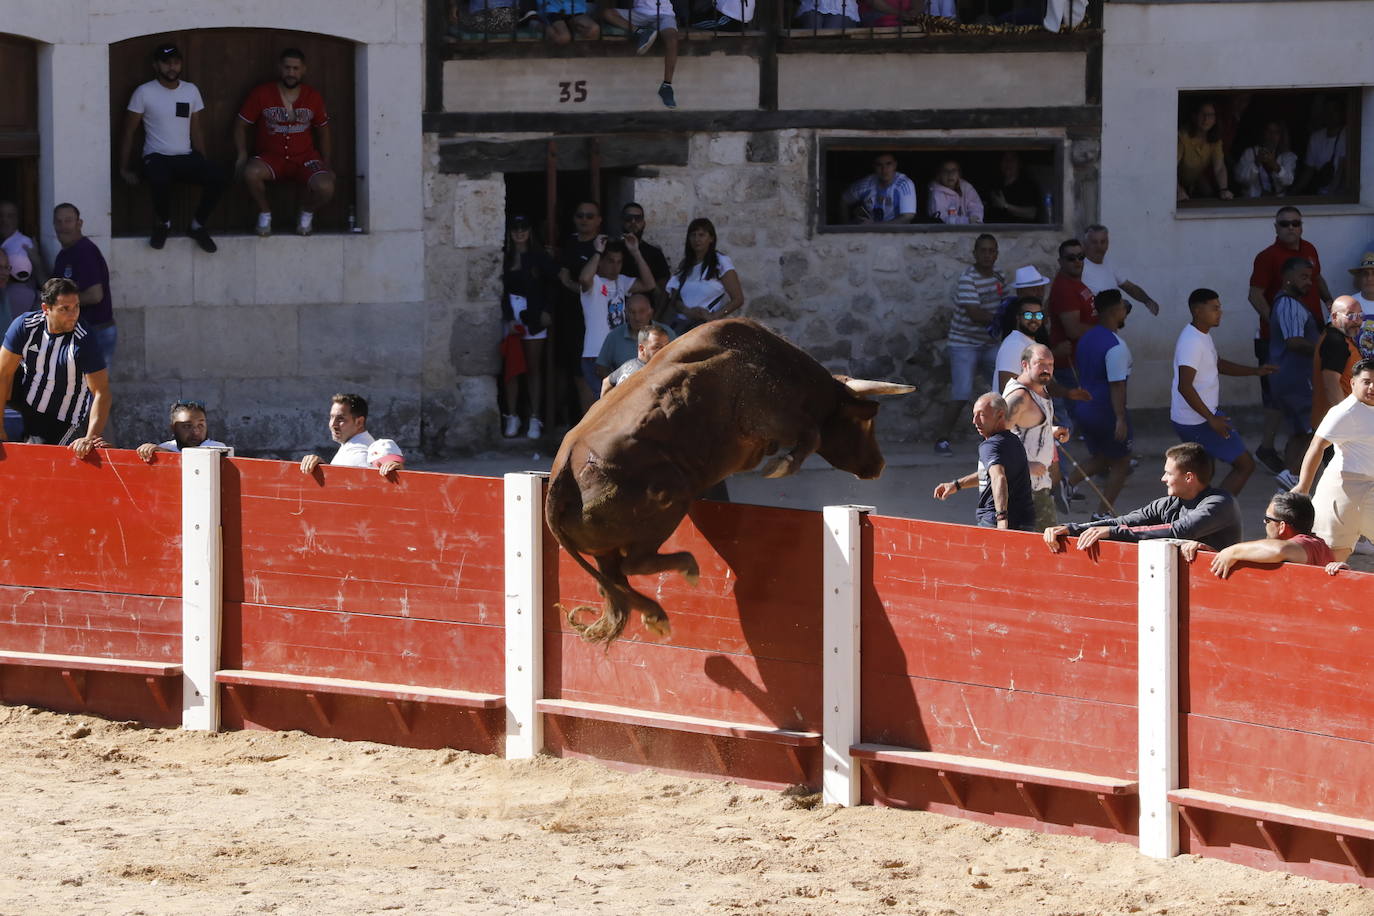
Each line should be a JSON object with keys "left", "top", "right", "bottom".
{"left": 558, "top": 80, "right": 588, "bottom": 103}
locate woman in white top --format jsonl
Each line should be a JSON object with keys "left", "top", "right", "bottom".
{"left": 1234, "top": 120, "right": 1298, "bottom": 199}
{"left": 667, "top": 218, "right": 745, "bottom": 333}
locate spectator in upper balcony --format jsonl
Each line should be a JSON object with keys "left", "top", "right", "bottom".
{"left": 1177, "top": 99, "right": 1234, "bottom": 202}
{"left": 604, "top": 0, "right": 679, "bottom": 108}
{"left": 0, "top": 200, "right": 46, "bottom": 316}
{"left": 235, "top": 48, "right": 336, "bottom": 238}
{"left": 666, "top": 218, "right": 744, "bottom": 332}
{"left": 985, "top": 151, "right": 1043, "bottom": 224}
{"left": 1234, "top": 120, "right": 1297, "bottom": 199}
{"left": 793, "top": 0, "right": 859, "bottom": 29}
{"left": 863, "top": 0, "right": 918, "bottom": 28}
{"left": 1295, "top": 96, "right": 1347, "bottom": 196}
{"left": 692, "top": 0, "right": 754, "bottom": 31}
{"left": 118, "top": 44, "right": 226, "bottom": 254}
{"left": 538, "top": 0, "right": 601, "bottom": 43}
{"left": 927, "top": 160, "right": 983, "bottom": 225}
{"left": 841, "top": 153, "right": 917, "bottom": 225}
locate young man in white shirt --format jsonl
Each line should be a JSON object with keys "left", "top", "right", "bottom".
{"left": 1293, "top": 358, "right": 1374, "bottom": 563}
{"left": 577, "top": 233, "right": 655, "bottom": 412}
{"left": 117, "top": 44, "right": 227, "bottom": 253}
{"left": 136, "top": 399, "right": 229, "bottom": 462}
{"left": 1170, "top": 288, "right": 1275, "bottom": 496}
{"left": 300, "top": 393, "right": 404, "bottom": 478}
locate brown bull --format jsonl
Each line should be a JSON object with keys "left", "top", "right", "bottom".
{"left": 545, "top": 318, "right": 913, "bottom": 646}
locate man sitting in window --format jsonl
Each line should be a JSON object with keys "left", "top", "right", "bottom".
{"left": 235, "top": 48, "right": 336, "bottom": 238}
{"left": 841, "top": 153, "right": 917, "bottom": 225}
{"left": 118, "top": 44, "right": 227, "bottom": 253}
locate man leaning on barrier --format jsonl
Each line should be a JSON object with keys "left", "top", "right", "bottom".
{"left": 137, "top": 399, "right": 230, "bottom": 463}
{"left": 1044, "top": 442, "right": 1241, "bottom": 554}
{"left": 300, "top": 393, "right": 404, "bottom": 479}
{"left": 1177, "top": 491, "right": 1339, "bottom": 577}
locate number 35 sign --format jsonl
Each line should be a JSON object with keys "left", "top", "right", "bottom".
{"left": 558, "top": 80, "right": 588, "bottom": 103}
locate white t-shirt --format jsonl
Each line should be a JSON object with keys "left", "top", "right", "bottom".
{"left": 1105, "top": 332, "right": 1132, "bottom": 382}
{"left": 667, "top": 253, "right": 736, "bottom": 318}
{"left": 1170, "top": 324, "right": 1219, "bottom": 425}
{"left": 128, "top": 79, "right": 205, "bottom": 157}
{"left": 1316, "top": 394, "right": 1374, "bottom": 476}
{"left": 1303, "top": 128, "right": 1346, "bottom": 195}
{"left": 581, "top": 274, "right": 634, "bottom": 359}
{"left": 995, "top": 330, "right": 1033, "bottom": 382}
{"left": 1080, "top": 256, "right": 1128, "bottom": 297}
{"left": 332, "top": 431, "right": 376, "bottom": 467}
{"left": 157, "top": 438, "right": 229, "bottom": 452}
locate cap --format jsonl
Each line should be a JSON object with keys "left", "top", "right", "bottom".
{"left": 367, "top": 438, "right": 405, "bottom": 468}
{"left": 1012, "top": 265, "right": 1051, "bottom": 289}
{"left": 6, "top": 249, "right": 31, "bottom": 283}
{"left": 153, "top": 44, "right": 182, "bottom": 61}
{"left": 1348, "top": 252, "right": 1374, "bottom": 275}
{"left": 509, "top": 214, "right": 532, "bottom": 229}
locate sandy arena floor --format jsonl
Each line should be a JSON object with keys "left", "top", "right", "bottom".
{"left": 1, "top": 705, "right": 1369, "bottom": 916}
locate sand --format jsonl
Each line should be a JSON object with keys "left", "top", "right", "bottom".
{"left": 0, "top": 705, "right": 1369, "bottom": 916}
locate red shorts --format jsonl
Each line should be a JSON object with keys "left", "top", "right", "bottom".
{"left": 254, "top": 152, "right": 331, "bottom": 185}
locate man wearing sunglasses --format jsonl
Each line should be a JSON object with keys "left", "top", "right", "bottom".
{"left": 618, "top": 203, "right": 670, "bottom": 315}
{"left": 136, "top": 399, "right": 229, "bottom": 463}
{"left": 1177, "top": 491, "right": 1336, "bottom": 577}
{"left": 1247, "top": 206, "right": 1334, "bottom": 473}
{"left": 995, "top": 297, "right": 1049, "bottom": 392}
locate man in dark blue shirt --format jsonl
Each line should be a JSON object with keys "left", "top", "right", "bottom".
{"left": 934, "top": 392, "right": 1036, "bottom": 531}
{"left": 1044, "top": 441, "right": 1242, "bottom": 553}
{"left": 0, "top": 277, "right": 111, "bottom": 457}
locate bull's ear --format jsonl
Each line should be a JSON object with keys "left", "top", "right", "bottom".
{"left": 840, "top": 397, "right": 880, "bottom": 420}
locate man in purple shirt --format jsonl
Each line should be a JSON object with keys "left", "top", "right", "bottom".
{"left": 51, "top": 203, "right": 115, "bottom": 367}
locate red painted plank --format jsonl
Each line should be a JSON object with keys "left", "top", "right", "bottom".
{"left": 547, "top": 500, "right": 823, "bottom": 661}
{"left": 223, "top": 459, "right": 504, "bottom": 624}
{"left": 546, "top": 632, "right": 822, "bottom": 732}
{"left": 861, "top": 671, "right": 1138, "bottom": 778}
{"left": 1184, "top": 562, "right": 1374, "bottom": 741}
{"left": 0, "top": 445, "right": 181, "bottom": 596}
{"left": 224, "top": 601, "right": 504, "bottom": 695}
{"left": 1184, "top": 713, "right": 1374, "bottom": 821}
{"left": 0, "top": 585, "right": 181, "bottom": 662}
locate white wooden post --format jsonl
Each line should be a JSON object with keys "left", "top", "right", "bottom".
{"left": 181, "top": 448, "right": 224, "bottom": 731}
{"left": 504, "top": 472, "right": 545, "bottom": 759}
{"left": 1137, "top": 539, "right": 1180, "bottom": 857}
{"left": 822, "top": 504, "right": 871, "bottom": 807}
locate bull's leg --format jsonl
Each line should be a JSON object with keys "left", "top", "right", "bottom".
{"left": 619, "top": 549, "right": 700, "bottom": 587}
{"left": 565, "top": 554, "right": 634, "bottom": 645}
{"left": 759, "top": 425, "right": 821, "bottom": 479}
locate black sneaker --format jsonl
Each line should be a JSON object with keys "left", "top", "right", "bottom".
{"left": 188, "top": 225, "right": 218, "bottom": 254}
{"left": 1255, "top": 445, "right": 1284, "bottom": 474}
{"left": 657, "top": 81, "right": 677, "bottom": 109}
{"left": 150, "top": 224, "right": 169, "bottom": 249}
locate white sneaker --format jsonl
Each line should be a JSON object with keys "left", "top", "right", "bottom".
{"left": 502, "top": 414, "right": 520, "bottom": 438}
{"left": 1275, "top": 469, "right": 1300, "bottom": 490}
{"left": 526, "top": 417, "right": 543, "bottom": 440}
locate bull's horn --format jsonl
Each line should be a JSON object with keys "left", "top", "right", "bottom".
{"left": 843, "top": 378, "right": 917, "bottom": 397}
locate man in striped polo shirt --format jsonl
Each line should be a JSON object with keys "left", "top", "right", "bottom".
{"left": 933, "top": 233, "right": 1004, "bottom": 455}
{"left": 0, "top": 277, "right": 111, "bottom": 457}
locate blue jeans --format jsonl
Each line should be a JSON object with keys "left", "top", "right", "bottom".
{"left": 946, "top": 343, "right": 997, "bottom": 402}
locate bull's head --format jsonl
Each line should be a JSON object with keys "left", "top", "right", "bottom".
{"left": 817, "top": 377, "right": 916, "bottom": 479}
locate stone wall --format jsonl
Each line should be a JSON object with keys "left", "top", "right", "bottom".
{"left": 427, "top": 127, "right": 1095, "bottom": 447}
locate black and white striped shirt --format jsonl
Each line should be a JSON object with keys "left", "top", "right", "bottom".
{"left": 2, "top": 311, "right": 106, "bottom": 425}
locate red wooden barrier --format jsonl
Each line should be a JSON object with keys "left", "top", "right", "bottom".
{"left": 1180, "top": 559, "right": 1374, "bottom": 886}
{"left": 859, "top": 516, "right": 1139, "bottom": 841}
{"left": 543, "top": 499, "right": 825, "bottom": 787}
{"left": 0, "top": 445, "right": 182, "bottom": 725}
{"left": 218, "top": 459, "right": 505, "bottom": 750}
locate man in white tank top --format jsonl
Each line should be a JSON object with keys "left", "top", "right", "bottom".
{"left": 1003, "top": 343, "right": 1070, "bottom": 530}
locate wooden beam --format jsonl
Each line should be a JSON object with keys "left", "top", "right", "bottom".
{"left": 424, "top": 105, "right": 1101, "bottom": 136}
{"left": 440, "top": 133, "right": 690, "bottom": 175}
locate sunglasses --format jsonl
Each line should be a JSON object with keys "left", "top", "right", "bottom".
{"left": 172, "top": 399, "right": 206, "bottom": 411}
{"left": 1061, "top": 253, "right": 1086, "bottom": 262}
{"left": 1276, "top": 219, "right": 1303, "bottom": 228}
{"left": 1021, "top": 311, "right": 1045, "bottom": 321}
{"left": 1263, "top": 514, "right": 1282, "bottom": 524}
{"left": 574, "top": 211, "right": 598, "bottom": 219}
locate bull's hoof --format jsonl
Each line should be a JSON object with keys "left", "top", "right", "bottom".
{"left": 683, "top": 569, "right": 700, "bottom": 587}
{"left": 760, "top": 456, "right": 790, "bottom": 479}
{"left": 641, "top": 612, "right": 672, "bottom": 639}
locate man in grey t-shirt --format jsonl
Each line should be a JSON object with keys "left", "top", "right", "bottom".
{"left": 600, "top": 325, "right": 671, "bottom": 397}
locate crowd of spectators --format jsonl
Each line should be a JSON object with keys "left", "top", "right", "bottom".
{"left": 930, "top": 204, "right": 1374, "bottom": 574}
{"left": 1178, "top": 94, "right": 1351, "bottom": 202}
{"left": 838, "top": 151, "right": 1050, "bottom": 227}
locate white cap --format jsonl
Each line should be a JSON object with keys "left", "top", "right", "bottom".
{"left": 1012, "top": 265, "right": 1050, "bottom": 289}
{"left": 366, "top": 438, "right": 404, "bottom": 467}
{"left": 4, "top": 248, "right": 30, "bottom": 282}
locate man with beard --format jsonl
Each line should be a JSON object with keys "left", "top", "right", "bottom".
{"left": 235, "top": 48, "right": 336, "bottom": 237}
{"left": 1003, "top": 343, "right": 1070, "bottom": 531}
{"left": 137, "top": 399, "right": 230, "bottom": 462}
{"left": 995, "top": 296, "right": 1047, "bottom": 392}
{"left": 1311, "top": 296, "right": 1365, "bottom": 427}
